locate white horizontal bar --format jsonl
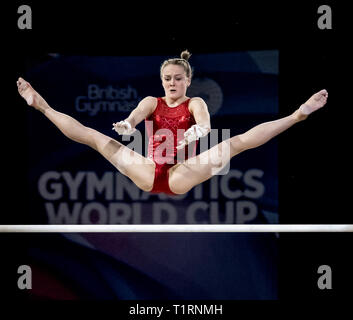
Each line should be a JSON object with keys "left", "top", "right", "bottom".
{"left": 0, "top": 224, "right": 352, "bottom": 233}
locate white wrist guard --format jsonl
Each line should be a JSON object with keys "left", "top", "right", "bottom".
{"left": 112, "top": 120, "right": 136, "bottom": 135}
{"left": 184, "top": 124, "right": 210, "bottom": 144}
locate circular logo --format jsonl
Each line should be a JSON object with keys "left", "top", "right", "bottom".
{"left": 187, "top": 77, "right": 223, "bottom": 115}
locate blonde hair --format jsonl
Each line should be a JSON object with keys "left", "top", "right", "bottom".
{"left": 160, "top": 50, "right": 193, "bottom": 80}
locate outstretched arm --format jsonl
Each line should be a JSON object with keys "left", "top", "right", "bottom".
{"left": 113, "top": 96, "right": 157, "bottom": 134}
{"left": 125, "top": 96, "right": 157, "bottom": 128}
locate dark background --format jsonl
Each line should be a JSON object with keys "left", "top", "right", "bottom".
{"left": 1, "top": 0, "right": 352, "bottom": 316}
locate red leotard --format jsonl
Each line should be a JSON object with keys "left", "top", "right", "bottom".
{"left": 145, "top": 97, "right": 197, "bottom": 195}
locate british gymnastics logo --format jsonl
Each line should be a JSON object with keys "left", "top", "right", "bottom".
{"left": 75, "top": 79, "right": 223, "bottom": 116}
{"left": 75, "top": 84, "right": 142, "bottom": 116}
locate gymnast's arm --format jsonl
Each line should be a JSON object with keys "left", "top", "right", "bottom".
{"left": 112, "top": 96, "right": 157, "bottom": 134}
{"left": 176, "top": 97, "right": 211, "bottom": 149}
{"left": 124, "top": 96, "right": 157, "bottom": 128}
{"left": 189, "top": 97, "right": 211, "bottom": 132}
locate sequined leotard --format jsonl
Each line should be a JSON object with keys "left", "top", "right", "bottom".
{"left": 145, "top": 97, "right": 197, "bottom": 195}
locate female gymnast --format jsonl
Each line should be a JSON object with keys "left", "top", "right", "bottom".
{"left": 17, "top": 50, "right": 328, "bottom": 195}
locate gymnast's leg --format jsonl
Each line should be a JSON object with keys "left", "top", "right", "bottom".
{"left": 169, "top": 90, "right": 328, "bottom": 194}
{"left": 17, "top": 77, "right": 155, "bottom": 192}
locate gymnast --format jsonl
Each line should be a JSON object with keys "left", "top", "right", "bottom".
{"left": 17, "top": 50, "right": 328, "bottom": 195}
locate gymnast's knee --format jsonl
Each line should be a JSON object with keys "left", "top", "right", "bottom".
{"left": 168, "top": 179, "right": 191, "bottom": 195}
{"left": 100, "top": 138, "right": 123, "bottom": 159}
{"left": 230, "top": 135, "right": 248, "bottom": 155}
{"left": 137, "top": 177, "right": 154, "bottom": 193}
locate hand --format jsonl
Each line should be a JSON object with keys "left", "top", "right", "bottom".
{"left": 112, "top": 120, "right": 136, "bottom": 135}
{"left": 176, "top": 124, "right": 210, "bottom": 150}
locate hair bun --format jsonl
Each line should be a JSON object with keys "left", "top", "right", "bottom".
{"left": 180, "top": 50, "right": 191, "bottom": 61}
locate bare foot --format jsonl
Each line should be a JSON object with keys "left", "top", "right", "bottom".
{"left": 294, "top": 89, "right": 328, "bottom": 121}
{"left": 17, "top": 77, "right": 48, "bottom": 112}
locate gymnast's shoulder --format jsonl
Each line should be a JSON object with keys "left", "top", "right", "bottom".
{"left": 188, "top": 97, "right": 209, "bottom": 113}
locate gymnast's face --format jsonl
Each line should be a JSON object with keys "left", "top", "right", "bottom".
{"left": 161, "top": 64, "right": 190, "bottom": 100}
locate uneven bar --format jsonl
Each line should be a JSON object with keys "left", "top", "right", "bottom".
{"left": 0, "top": 224, "right": 352, "bottom": 233}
